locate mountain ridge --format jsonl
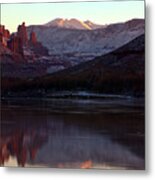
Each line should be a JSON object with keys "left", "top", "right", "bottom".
{"left": 44, "top": 18, "right": 103, "bottom": 30}
{"left": 27, "top": 18, "right": 144, "bottom": 58}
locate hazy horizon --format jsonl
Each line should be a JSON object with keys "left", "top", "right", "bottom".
{"left": 1, "top": 1, "right": 144, "bottom": 33}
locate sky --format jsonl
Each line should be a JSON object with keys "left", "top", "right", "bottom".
{"left": 1, "top": 0, "right": 145, "bottom": 32}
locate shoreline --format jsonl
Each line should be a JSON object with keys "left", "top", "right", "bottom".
{"left": 1, "top": 91, "right": 144, "bottom": 100}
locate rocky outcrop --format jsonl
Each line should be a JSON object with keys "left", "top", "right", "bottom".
{"left": 0, "top": 25, "right": 10, "bottom": 38}
{"left": 0, "top": 22, "right": 49, "bottom": 60}
{"left": 0, "top": 25, "right": 10, "bottom": 47}
{"left": 30, "top": 31, "right": 37, "bottom": 44}
{"left": 29, "top": 42, "right": 49, "bottom": 57}
{"left": 17, "top": 22, "right": 28, "bottom": 46}
{"left": 28, "top": 31, "right": 49, "bottom": 56}
{"left": 7, "top": 34, "right": 23, "bottom": 55}
{"left": 0, "top": 23, "right": 28, "bottom": 54}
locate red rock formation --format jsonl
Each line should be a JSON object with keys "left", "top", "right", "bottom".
{"left": 30, "top": 31, "right": 37, "bottom": 44}
{"left": 17, "top": 22, "right": 28, "bottom": 46}
{"left": 0, "top": 33, "right": 3, "bottom": 44}
{"left": 1, "top": 22, "right": 48, "bottom": 59}
{"left": 4, "top": 29, "right": 10, "bottom": 39}
{"left": 0, "top": 25, "right": 10, "bottom": 47}
{"left": 28, "top": 30, "right": 49, "bottom": 56}
{"left": 0, "top": 25, "right": 5, "bottom": 33}
{"left": 0, "top": 25, "right": 10, "bottom": 38}
{"left": 6, "top": 22, "right": 27, "bottom": 55}
{"left": 7, "top": 34, "right": 23, "bottom": 55}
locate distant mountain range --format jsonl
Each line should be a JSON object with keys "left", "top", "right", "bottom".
{"left": 28, "top": 18, "right": 144, "bottom": 60}
{"left": 44, "top": 18, "right": 103, "bottom": 30}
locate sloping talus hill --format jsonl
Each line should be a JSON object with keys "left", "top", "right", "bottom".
{"left": 39, "top": 34, "right": 145, "bottom": 96}
{"left": 2, "top": 34, "right": 144, "bottom": 97}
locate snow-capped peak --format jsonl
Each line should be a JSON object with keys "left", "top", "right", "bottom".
{"left": 44, "top": 18, "right": 102, "bottom": 30}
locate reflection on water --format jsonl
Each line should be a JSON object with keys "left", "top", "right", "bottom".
{"left": 0, "top": 97, "right": 145, "bottom": 169}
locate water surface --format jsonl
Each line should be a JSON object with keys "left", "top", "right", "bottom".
{"left": 0, "top": 97, "right": 145, "bottom": 169}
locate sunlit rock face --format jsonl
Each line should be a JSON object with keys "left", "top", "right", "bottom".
{"left": 44, "top": 18, "right": 104, "bottom": 30}
{"left": 7, "top": 34, "right": 23, "bottom": 55}
{"left": 0, "top": 22, "right": 49, "bottom": 63}
{"left": 17, "top": 22, "right": 28, "bottom": 46}
{"left": 0, "top": 25, "right": 10, "bottom": 47}
{"left": 28, "top": 31, "right": 49, "bottom": 57}
{"left": 0, "top": 25, "right": 10, "bottom": 38}
{"left": 15, "top": 22, "right": 49, "bottom": 57}
{"left": 29, "top": 31, "right": 37, "bottom": 45}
